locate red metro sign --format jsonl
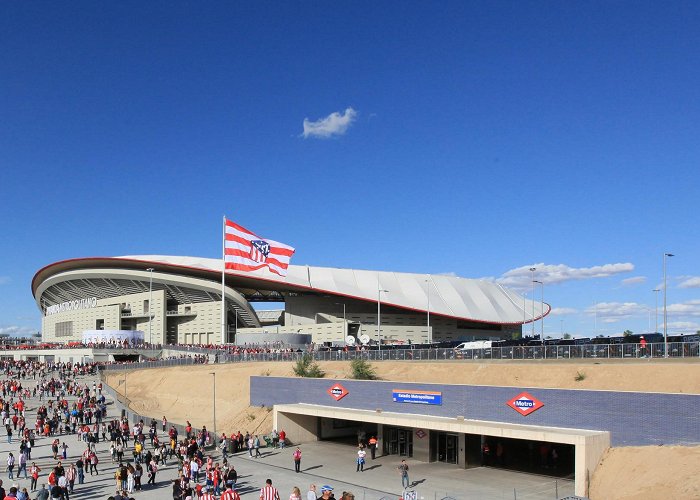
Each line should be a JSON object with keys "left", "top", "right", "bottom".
{"left": 327, "top": 383, "right": 349, "bottom": 401}
{"left": 506, "top": 392, "right": 544, "bottom": 416}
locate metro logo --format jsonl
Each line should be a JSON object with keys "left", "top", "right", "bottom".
{"left": 506, "top": 392, "right": 544, "bottom": 416}
{"left": 327, "top": 383, "right": 349, "bottom": 401}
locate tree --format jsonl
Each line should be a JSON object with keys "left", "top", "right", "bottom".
{"left": 623, "top": 330, "right": 633, "bottom": 337}
{"left": 563, "top": 333, "right": 572, "bottom": 340}
{"left": 293, "top": 354, "right": 325, "bottom": 378}
{"left": 349, "top": 358, "right": 379, "bottom": 380}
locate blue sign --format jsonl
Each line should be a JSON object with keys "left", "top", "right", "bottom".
{"left": 392, "top": 389, "right": 442, "bottom": 405}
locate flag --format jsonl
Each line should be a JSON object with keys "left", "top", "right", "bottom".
{"left": 224, "top": 219, "right": 295, "bottom": 277}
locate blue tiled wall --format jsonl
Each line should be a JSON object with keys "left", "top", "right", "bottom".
{"left": 250, "top": 377, "right": 700, "bottom": 446}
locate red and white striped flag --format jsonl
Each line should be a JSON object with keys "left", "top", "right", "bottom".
{"left": 224, "top": 219, "right": 295, "bottom": 277}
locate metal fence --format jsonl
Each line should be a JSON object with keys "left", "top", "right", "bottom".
{"left": 99, "top": 357, "right": 199, "bottom": 371}
{"left": 99, "top": 341, "right": 700, "bottom": 368}
{"left": 213, "top": 341, "right": 700, "bottom": 363}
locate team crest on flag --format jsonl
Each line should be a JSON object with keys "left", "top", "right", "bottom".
{"left": 224, "top": 218, "right": 295, "bottom": 277}
{"left": 250, "top": 240, "right": 270, "bottom": 263}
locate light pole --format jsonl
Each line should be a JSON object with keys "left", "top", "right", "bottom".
{"left": 653, "top": 289, "right": 660, "bottom": 334}
{"left": 663, "top": 253, "right": 674, "bottom": 357}
{"left": 529, "top": 268, "right": 536, "bottom": 337}
{"left": 210, "top": 372, "right": 217, "bottom": 447}
{"left": 146, "top": 268, "right": 154, "bottom": 345}
{"left": 425, "top": 276, "right": 431, "bottom": 345}
{"left": 377, "top": 287, "right": 389, "bottom": 350}
{"left": 533, "top": 280, "right": 544, "bottom": 342}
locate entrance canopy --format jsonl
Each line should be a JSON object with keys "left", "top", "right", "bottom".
{"left": 273, "top": 403, "right": 609, "bottom": 498}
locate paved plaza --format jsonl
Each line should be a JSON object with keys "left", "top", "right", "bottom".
{"left": 1, "top": 372, "right": 573, "bottom": 500}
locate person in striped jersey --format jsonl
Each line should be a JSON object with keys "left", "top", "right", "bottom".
{"left": 200, "top": 486, "right": 216, "bottom": 500}
{"left": 221, "top": 484, "right": 241, "bottom": 500}
{"left": 259, "top": 478, "right": 281, "bottom": 500}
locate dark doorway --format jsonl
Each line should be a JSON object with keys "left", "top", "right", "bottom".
{"left": 480, "top": 436, "right": 575, "bottom": 478}
{"left": 430, "top": 431, "right": 458, "bottom": 463}
{"left": 384, "top": 426, "right": 413, "bottom": 457}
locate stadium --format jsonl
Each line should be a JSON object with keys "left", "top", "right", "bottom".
{"left": 32, "top": 255, "right": 548, "bottom": 345}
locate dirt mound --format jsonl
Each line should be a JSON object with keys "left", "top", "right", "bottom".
{"left": 589, "top": 445, "right": 700, "bottom": 499}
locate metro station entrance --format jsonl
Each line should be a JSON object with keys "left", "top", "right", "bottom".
{"left": 384, "top": 426, "right": 413, "bottom": 457}
{"left": 430, "top": 431, "right": 458, "bottom": 464}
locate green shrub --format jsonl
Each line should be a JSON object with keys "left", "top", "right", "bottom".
{"left": 293, "top": 354, "right": 325, "bottom": 378}
{"left": 349, "top": 358, "right": 379, "bottom": 380}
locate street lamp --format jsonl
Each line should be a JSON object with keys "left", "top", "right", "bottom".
{"left": 425, "top": 276, "right": 432, "bottom": 345}
{"left": 118, "top": 372, "right": 127, "bottom": 401}
{"left": 210, "top": 372, "right": 217, "bottom": 447}
{"left": 663, "top": 253, "right": 674, "bottom": 357}
{"left": 533, "top": 280, "right": 544, "bottom": 342}
{"left": 529, "top": 268, "right": 536, "bottom": 337}
{"left": 653, "top": 289, "right": 660, "bottom": 334}
{"left": 377, "top": 287, "right": 389, "bottom": 351}
{"left": 146, "top": 268, "right": 154, "bottom": 345}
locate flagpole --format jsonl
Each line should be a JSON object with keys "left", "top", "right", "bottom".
{"left": 221, "top": 215, "right": 226, "bottom": 345}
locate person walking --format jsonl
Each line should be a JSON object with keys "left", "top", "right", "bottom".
{"left": 397, "top": 459, "right": 410, "bottom": 489}
{"left": 30, "top": 462, "right": 41, "bottom": 491}
{"left": 75, "top": 458, "right": 84, "bottom": 485}
{"left": 17, "top": 451, "right": 27, "bottom": 478}
{"left": 147, "top": 458, "right": 158, "bottom": 486}
{"left": 292, "top": 447, "right": 302, "bottom": 473}
{"left": 89, "top": 450, "right": 99, "bottom": 475}
{"left": 6, "top": 452, "right": 15, "bottom": 479}
{"left": 289, "top": 486, "right": 302, "bottom": 500}
{"left": 254, "top": 435, "right": 261, "bottom": 458}
{"left": 356, "top": 446, "right": 366, "bottom": 472}
{"left": 65, "top": 464, "right": 77, "bottom": 494}
{"left": 368, "top": 436, "right": 378, "bottom": 460}
{"left": 259, "top": 478, "right": 281, "bottom": 500}
{"left": 221, "top": 484, "right": 241, "bottom": 500}
{"left": 306, "top": 484, "right": 317, "bottom": 500}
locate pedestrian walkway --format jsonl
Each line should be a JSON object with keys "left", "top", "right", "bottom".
{"left": 0, "top": 368, "right": 573, "bottom": 500}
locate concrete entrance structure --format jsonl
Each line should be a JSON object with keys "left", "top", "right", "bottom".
{"left": 273, "top": 403, "right": 608, "bottom": 497}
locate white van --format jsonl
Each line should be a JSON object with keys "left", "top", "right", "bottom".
{"left": 454, "top": 340, "right": 492, "bottom": 351}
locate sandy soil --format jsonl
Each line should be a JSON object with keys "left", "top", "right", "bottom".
{"left": 105, "top": 359, "right": 700, "bottom": 499}
{"left": 589, "top": 445, "right": 700, "bottom": 500}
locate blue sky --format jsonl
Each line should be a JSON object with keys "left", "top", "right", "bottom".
{"left": 1, "top": 1, "right": 699, "bottom": 338}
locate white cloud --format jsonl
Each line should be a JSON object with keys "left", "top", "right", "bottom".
{"left": 302, "top": 107, "right": 357, "bottom": 139}
{"left": 679, "top": 277, "right": 700, "bottom": 289}
{"left": 549, "top": 307, "right": 578, "bottom": 316}
{"left": 0, "top": 326, "right": 38, "bottom": 337}
{"left": 667, "top": 321, "right": 700, "bottom": 333}
{"left": 621, "top": 276, "right": 647, "bottom": 286}
{"left": 584, "top": 302, "right": 647, "bottom": 323}
{"left": 496, "top": 262, "right": 634, "bottom": 289}
{"left": 667, "top": 299, "right": 700, "bottom": 317}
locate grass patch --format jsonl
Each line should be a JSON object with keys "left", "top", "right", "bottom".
{"left": 575, "top": 371, "right": 586, "bottom": 382}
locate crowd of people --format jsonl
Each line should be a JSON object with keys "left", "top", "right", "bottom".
{"left": 0, "top": 357, "right": 386, "bottom": 500}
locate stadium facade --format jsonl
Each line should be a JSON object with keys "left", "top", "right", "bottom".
{"left": 32, "top": 255, "right": 549, "bottom": 345}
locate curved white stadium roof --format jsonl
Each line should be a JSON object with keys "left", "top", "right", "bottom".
{"left": 33, "top": 255, "right": 549, "bottom": 325}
